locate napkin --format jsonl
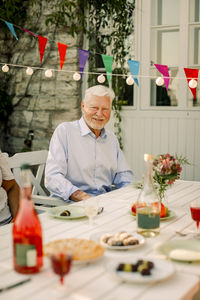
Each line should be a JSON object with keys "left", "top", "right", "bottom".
{"left": 169, "top": 249, "right": 200, "bottom": 261}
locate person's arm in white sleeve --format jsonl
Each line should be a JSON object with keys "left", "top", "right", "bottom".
{"left": 45, "top": 124, "right": 90, "bottom": 202}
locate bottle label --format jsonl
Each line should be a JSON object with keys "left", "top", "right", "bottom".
{"left": 15, "top": 244, "right": 36, "bottom": 267}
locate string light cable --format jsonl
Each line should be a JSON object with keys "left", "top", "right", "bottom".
{"left": 1, "top": 62, "right": 198, "bottom": 84}
{"left": 0, "top": 18, "right": 199, "bottom": 86}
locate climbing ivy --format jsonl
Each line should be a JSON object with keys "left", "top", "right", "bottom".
{"left": 0, "top": 0, "right": 135, "bottom": 149}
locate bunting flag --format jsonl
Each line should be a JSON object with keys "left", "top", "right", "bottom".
{"left": 1, "top": 18, "right": 200, "bottom": 95}
{"left": 79, "top": 49, "right": 89, "bottom": 77}
{"left": 101, "top": 54, "right": 113, "bottom": 85}
{"left": 38, "top": 35, "right": 48, "bottom": 63}
{"left": 127, "top": 59, "right": 140, "bottom": 86}
{"left": 21, "top": 28, "right": 38, "bottom": 37}
{"left": 4, "top": 21, "right": 18, "bottom": 40}
{"left": 57, "top": 42, "right": 68, "bottom": 70}
{"left": 154, "top": 64, "right": 170, "bottom": 91}
{"left": 184, "top": 68, "right": 199, "bottom": 100}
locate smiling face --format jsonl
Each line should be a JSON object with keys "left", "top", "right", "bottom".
{"left": 81, "top": 95, "right": 111, "bottom": 137}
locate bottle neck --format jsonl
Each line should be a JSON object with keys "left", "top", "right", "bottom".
{"left": 20, "top": 186, "right": 32, "bottom": 201}
{"left": 143, "top": 160, "right": 154, "bottom": 191}
{"left": 20, "top": 169, "right": 32, "bottom": 201}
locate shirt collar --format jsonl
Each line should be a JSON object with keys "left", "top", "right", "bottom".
{"left": 79, "top": 117, "right": 107, "bottom": 139}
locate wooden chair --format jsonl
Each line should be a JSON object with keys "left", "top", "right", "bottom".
{"left": 8, "top": 150, "right": 65, "bottom": 207}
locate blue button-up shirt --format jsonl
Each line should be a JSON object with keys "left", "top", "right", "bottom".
{"left": 45, "top": 117, "right": 134, "bottom": 201}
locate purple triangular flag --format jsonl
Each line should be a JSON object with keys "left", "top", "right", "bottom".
{"left": 154, "top": 64, "right": 170, "bottom": 91}
{"left": 79, "top": 49, "right": 89, "bottom": 78}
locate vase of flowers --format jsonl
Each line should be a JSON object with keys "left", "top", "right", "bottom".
{"left": 152, "top": 154, "right": 189, "bottom": 202}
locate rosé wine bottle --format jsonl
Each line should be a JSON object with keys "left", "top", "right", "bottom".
{"left": 13, "top": 164, "right": 43, "bottom": 274}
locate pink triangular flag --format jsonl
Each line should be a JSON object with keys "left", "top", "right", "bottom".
{"left": 154, "top": 64, "right": 170, "bottom": 91}
{"left": 57, "top": 42, "right": 68, "bottom": 70}
{"left": 38, "top": 35, "right": 48, "bottom": 63}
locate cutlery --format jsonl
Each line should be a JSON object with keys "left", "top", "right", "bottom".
{"left": 175, "top": 230, "right": 200, "bottom": 237}
{"left": 0, "top": 278, "right": 31, "bottom": 293}
{"left": 176, "top": 231, "right": 188, "bottom": 237}
{"left": 97, "top": 207, "right": 104, "bottom": 215}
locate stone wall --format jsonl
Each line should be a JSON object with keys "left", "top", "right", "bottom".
{"left": 0, "top": 1, "right": 82, "bottom": 154}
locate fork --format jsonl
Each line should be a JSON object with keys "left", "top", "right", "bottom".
{"left": 176, "top": 231, "right": 189, "bottom": 237}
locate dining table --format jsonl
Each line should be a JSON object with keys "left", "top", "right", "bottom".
{"left": 0, "top": 179, "right": 200, "bottom": 300}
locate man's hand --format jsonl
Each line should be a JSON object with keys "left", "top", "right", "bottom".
{"left": 69, "top": 190, "right": 91, "bottom": 202}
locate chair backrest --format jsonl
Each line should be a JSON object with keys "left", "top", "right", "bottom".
{"left": 8, "top": 150, "right": 66, "bottom": 207}
{"left": 8, "top": 150, "right": 48, "bottom": 196}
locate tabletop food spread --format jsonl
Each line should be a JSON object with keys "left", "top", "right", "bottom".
{"left": 43, "top": 238, "right": 104, "bottom": 262}
{"left": 1, "top": 180, "right": 200, "bottom": 300}
{"left": 91, "top": 230, "right": 145, "bottom": 250}
{"left": 105, "top": 256, "right": 176, "bottom": 283}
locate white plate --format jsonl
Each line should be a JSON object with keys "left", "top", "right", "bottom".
{"left": 48, "top": 205, "right": 86, "bottom": 220}
{"left": 157, "top": 239, "right": 200, "bottom": 262}
{"left": 160, "top": 210, "right": 176, "bottom": 221}
{"left": 105, "top": 256, "right": 175, "bottom": 283}
{"left": 90, "top": 231, "right": 145, "bottom": 250}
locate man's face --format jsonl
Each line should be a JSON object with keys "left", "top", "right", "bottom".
{"left": 81, "top": 95, "right": 111, "bottom": 131}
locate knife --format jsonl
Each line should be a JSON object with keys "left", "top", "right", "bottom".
{"left": 0, "top": 278, "right": 31, "bottom": 293}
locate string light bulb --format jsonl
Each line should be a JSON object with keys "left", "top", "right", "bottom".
{"left": 126, "top": 76, "right": 134, "bottom": 85}
{"left": 26, "top": 67, "right": 33, "bottom": 76}
{"left": 155, "top": 77, "right": 164, "bottom": 86}
{"left": 2, "top": 64, "right": 9, "bottom": 72}
{"left": 73, "top": 72, "right": 81, "bottom": 81}
{"left": 97, "top": 74, "right": 105, "bottom": 83}
{"left": 188, "top": 79, "right": 197, "bottom": 89}
{"left": 45, "top": 69, "right": 53, "bottom": 78}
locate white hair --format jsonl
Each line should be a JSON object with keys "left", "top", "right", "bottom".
{"left": 83, "top": 85, "right": 115, "bottom": 104}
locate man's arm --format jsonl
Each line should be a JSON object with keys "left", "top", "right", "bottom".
{"left": 69, "top": 190, "right": 91, "bottom": 202}
{"left": 45, "top": 123, "right": 87, "bottom": 201}
{"left": 2, "top": 179, "right": 19, "bottom": 218}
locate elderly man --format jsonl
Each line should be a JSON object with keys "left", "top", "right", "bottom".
{"left": 45, "top": 85, "right": 133, "bottom": 202}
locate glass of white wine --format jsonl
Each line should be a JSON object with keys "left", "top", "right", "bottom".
{"left": 84, "top": 198, "right": 99, "bottom": 225}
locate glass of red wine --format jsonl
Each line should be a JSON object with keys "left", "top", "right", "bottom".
{"left": 190, "top": 200, "right": 200, "bottom": 235}
{"left": 50, "top": 252, "right": 73, "bottom": 285}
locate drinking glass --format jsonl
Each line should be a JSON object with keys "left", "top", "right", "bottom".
{"left": 190, "top": 200, "right": 200, "bottom": 235}
{"left": 84, "top": 198, "right": 99, "bottom": 225}
{"left": 50, "top": 252, "right": 73, "bottom": 285}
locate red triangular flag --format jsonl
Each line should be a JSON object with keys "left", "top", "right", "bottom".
{"left": 57, "top": 42, "right": 68, "bottom": 70}
{"left": 184, "top": 68, "right": 199, "bottom": 100}
{"left": 38, "top": 35, "right": 48, "bottom": 63}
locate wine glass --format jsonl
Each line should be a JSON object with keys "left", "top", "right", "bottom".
{"left": 50, "top": 252, "right": 73, "bottom": 285}
{"left": 84, "top": 198, "right": 99, "bottom": 225}
{"left": 190, "top": 200, "right": 200, "bottom": 235}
